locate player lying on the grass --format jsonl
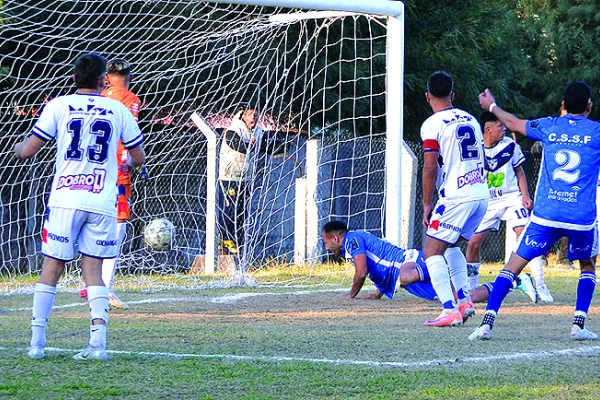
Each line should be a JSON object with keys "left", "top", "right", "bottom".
{"left": 470, "top": 82, "right": 599, "bottom": 341}
{"left": 321, "top": 221, "right": 537, "bottom": 320}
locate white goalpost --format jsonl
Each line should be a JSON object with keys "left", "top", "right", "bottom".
{"left": 0, "top": 0, "right": 411, "bottom": 290}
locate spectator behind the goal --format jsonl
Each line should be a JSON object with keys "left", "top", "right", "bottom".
{"left": 79, "top": 58, "right": 146, "bottom": 310}
{"left": 218, "top": 105, "right": 288, "bottom": 259}
{"left": 14, "top": 53, "right": 146, "bottom": 360}
{"left": 471, "top": 82, "right": 600, "bottom": 341}
{"left": 321, "top": 221, "right": 535, "bottom": 309}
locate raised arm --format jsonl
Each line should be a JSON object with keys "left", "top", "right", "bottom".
{"left": 478, "top": 89, "right": 528, "bottom": 136}
{"left": 14, "top": 135, "right": 46, "bottom": 160}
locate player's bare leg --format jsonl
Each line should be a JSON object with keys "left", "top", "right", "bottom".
{"left": 466, "top": 230, "right": 490, "bottom": 290}
{"left": 74, "top": 256, "right": 109, "bottom": 360}
{"left": 28, "top": 257, "right": 66, "bottom": 359}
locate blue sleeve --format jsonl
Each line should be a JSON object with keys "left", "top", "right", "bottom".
{"left": 525, "top": 117, "right": 551, "bottom": 142}
{"left": 344, "top": 232, "right": 366, "bottom": 258}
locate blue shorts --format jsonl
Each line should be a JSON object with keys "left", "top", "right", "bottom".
{"left": 515, "top": 221, "right": 598, "bottom": 261}
{"left": 402, "top": 281, "right": 438, "bottom": 301}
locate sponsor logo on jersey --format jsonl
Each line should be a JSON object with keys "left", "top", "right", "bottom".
{"left": 429, "top": 220, "right": 460, "bottom": 233}
{"left": 524, "top": 236, "right": 546, "bottom": 248}
{"left": 569, "top": 244, "right": 591, "bottom": 253}
{"left": 547, "top": 188, "right": 578, "bottom": 203}
{"left": 350, "top": 238, "right": 360, "bottom": 251}
{"left": 42, "top": 228, "right": 69, "bottom": 243}
{"left": 68, "top": 105, "right": 114, "bottom": 116}
{"left": 529, "top": 120, "right": 540, "bottom": 129}
{"left": 56, "top": 168, "right": 107, "bottom": 193}
{"left": 457, "top": 166, "right": 485, "bottom": 188}
{"left": 442, "top": 113, "right": 473, "bottom": 125}
{"left": 96, "top": 239, "right": 117, "bottom": 246}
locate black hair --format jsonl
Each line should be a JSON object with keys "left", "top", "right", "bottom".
{"left": 563, "top": 81, "right": 592, "bottom": 114}
{"left": 427, "top": 71, "right": 454, "bottom": 98}
{"left": 74, "top": 53, "right": 107, "bottom": 89}
{"left": 480, "top": 111, "right": 499, "bottom": 128}
{"left": 322, "top": 221, "right": 348, "bottom": 235}
{"left": 107, "top": 58, "right": 131, "bottom": 77}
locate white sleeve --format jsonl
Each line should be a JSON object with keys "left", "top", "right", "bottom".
{"left": 31, "top": 100, "right": 57, "bottom": 142}
{"left": 512, "top": 142, "right": 526, "bottom": 167}
{"left": 420, "top": 118, "right": 438, "bottom": 142}
{"left": 120, "top": 108, "right": 144, "bottom": 149}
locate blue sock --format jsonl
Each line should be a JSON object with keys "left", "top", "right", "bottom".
{"left": 416, "top": 264, "right": 430, "bottom": 282}
{"left": 485, "top": 269, "right": 515, "bottom": 314}
{"left": 442, "top": 300, "right": 455, "bottom": 309}
{"left": 575, "top": 271, "right": 596, "bottom": 316}
{"left": 482, "top": 282, "right": 494, "bottom": 295}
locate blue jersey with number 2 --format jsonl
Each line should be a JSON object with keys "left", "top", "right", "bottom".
{"left": 526, "top": 114, "right": 600, "bottom": 229}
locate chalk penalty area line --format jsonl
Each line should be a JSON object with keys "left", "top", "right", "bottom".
{"left": 3, "top": 288, "right": 347, "bottom": 312}
{"left": 3, "top": 345, "right": 600, "bottom": 369}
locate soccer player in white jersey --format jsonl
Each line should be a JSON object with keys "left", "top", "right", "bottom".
{"left": 14, "top": 53, "right": 146, "bottom": 359}
{"left": 420, "top": 71, "right": 489, "bottom": 327}
{"left": 470, "top": 82, "right": 600, "bottom": 341}
{"left": 466, "top": 111, "right": 553, "bottom": 303}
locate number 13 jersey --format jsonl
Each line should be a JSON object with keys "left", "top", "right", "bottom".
{"left": 526, "top": 114, "right": 600, "bottom": 229}
{"left": 421, "top": 108, "right": 488, "bottom": 203}
{"left": 32, "top": 93, "right": 144, "bottom": 217}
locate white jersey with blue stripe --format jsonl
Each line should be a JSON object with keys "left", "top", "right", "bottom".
{"left": 526, "top": 114, "right": 600, "bottom": 229}
{"left": 32, "top": 93, "right": 143, "bottom": 217}
{"left": 484, "top": 136, "right": 525, "bottom": 203}
{"left": 342, "top": 230, "right": 404, "bottom": 299}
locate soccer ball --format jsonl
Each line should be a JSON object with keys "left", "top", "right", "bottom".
{"left": 144, "top": 218, "right": 175, "bottom": 251}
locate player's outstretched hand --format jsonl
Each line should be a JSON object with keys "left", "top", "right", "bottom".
{"left": 478, "top": 89, "right": 496, "bottom": 110}
{"left": 136, "top": 164, "right": 150, "bottom": 181}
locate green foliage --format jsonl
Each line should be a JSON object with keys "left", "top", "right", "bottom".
{"left": 517, "top": 0, "right": 600, "bottom": 120}
{"left": 403, "top": 0, "right": 532, "bottom": 140}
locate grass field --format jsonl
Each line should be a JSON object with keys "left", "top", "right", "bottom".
{"left": 2, "top": 263, "right": 600, "bottom": 399}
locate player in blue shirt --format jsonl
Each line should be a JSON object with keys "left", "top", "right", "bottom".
{"left": 471, "top": 82, "right": 600, "bottom": 341}
{"left": 321, "top": 221, "right": 534, "bottom": 311}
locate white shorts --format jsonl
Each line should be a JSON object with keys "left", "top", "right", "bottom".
{"left": 426, "top": 198, "right": 488, "bottom": 244}
{"left": 475, "top": 196, "right": 529, "bottom": 234}
{"left": 41, "top": 207, "right": 118, "bottom": 261}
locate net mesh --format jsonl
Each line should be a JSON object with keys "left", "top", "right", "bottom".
{"left": 0, "top": 1, "right": 391, "bottom": 292}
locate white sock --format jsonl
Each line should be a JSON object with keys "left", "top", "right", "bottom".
{"left": 467, "top": 262, "right": 481, "bottom": 291}
{"left": 31, "top": 283, "right": 57, "bottom": 348}
{"left": 86, "top": 286, "right": 109, "bottom": 347}
{"left": 426, "top": 255, "right": 456, "bottom": 309}
{"left": 445, "top": 247, "right": 470, "bottom": 301}
{"left": 102, "top": 222, "right": 126, "bottom": 290}
{"left": 528, "top": 256, "right": 545, "bottom": 286}
{"left": 89, "top": 324, "right": 107, "bottom": 348}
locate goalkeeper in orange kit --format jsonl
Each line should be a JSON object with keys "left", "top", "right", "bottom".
{"left": 80, "top": 59, "right": 148, "bottom": 309}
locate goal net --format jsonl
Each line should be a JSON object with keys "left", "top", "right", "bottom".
{"left": 0, "top": 0, "right": 412, "bottom": 292}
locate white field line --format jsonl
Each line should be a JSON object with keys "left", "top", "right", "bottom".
{"left": 2, "top": 288, "right": 347, "bottom": 312}
{"left": 2, "top": 345, "right": 600, "bottom": 369}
